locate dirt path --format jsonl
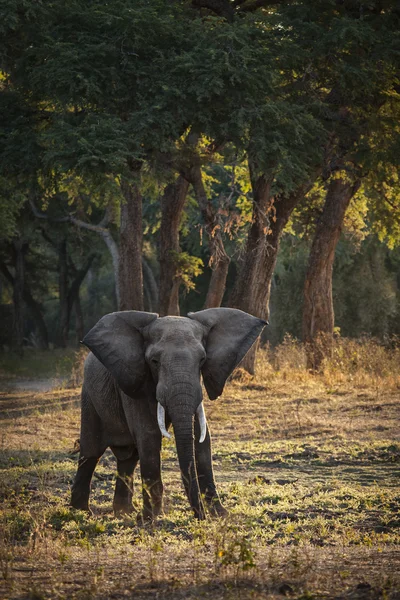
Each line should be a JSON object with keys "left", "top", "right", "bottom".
{"left": 1, "top": 377, "right": 67, "bottom": 393}
{"left": 0, "top": 382, "right": 80, "bottom": 421}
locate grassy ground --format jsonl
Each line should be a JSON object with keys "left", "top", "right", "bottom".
{"left": 0, "top": 339, "right": 399, "bottom": 599}
{"left": 0, "top": 347, "right": 85, "bottom": 384}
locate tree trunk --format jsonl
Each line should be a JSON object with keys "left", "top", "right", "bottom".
{"left": 204, "top": 236, "right": 230, "bottom": 309}
{"left": 74, "top": 292, "right": 84, "bottom": 343}
{"left": 230, "top": 173, "right": 274, "bottom": 374}
{"left": 67, "top": 253, "right": 96, "bottom": 342}
{"left": 230, "top": 170, "right": 314, "bottom": 373}
{"left": 100, "top": 229, "right": 120, "bottom": 309}
{"left": 142, "top": 257, "right": 159, "bottom": 313}
{"left": 23, "top": 288, "right": 49, "bottom": 349}
{"left": 11, "top": 239, "right": 25, "bottom": 355}
{"left": 119, "top": 167, "right": 144, "bottom": 311}
{"left": 57, "top": 239, "right": 69, "bottom": 347}
{"left": 230, "top": 169, "right": 273, "bottom": 317}
{"left": 302, "top": 177, "right": 360, "bottom": 369}
{"left": 0, "top": 258, "right": 49, "bottom": 350}
{"left": 186, "top": 164, "right": 230, "bottom": 308}
{"left": 158, "top": 176, "right": 190, "bottom": 316}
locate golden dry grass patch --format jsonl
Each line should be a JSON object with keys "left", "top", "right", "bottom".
{"left": 0, "top": 341, "right": 399, "bottom": 599}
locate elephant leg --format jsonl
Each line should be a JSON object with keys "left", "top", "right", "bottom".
{"left": 194, "top": 417, "right": 227, "bottom": 517}
{"left": 71, "top": 390, "right": 105, "bottom": 513}
{"left": 71, "top": 455, "right": 101, "bottom": 513}
{"left": 137, "top": 450, "right": 163, "bottom": 523}
{"left": 111, "top": 445, "right": 139, "bottom": 516}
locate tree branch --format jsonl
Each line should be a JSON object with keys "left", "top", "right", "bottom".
{"left": 67, "top": 254, "right": 97, "bottom": 311}
{"left": 239, "top": 0, "right": 284, "bottom": 12}
{"left": 382, "top": 194, "right": 399, "bottom": 212}
{"left": 69, "top": 215, "right": 109, "bottom": 233}
{"left": 28, "top": 198, "right": 70, "bottom": 223}
{"left": 0, "top": 261, "right": 14, "bottom": 285}
{"left": 191, "top": 0, "right": 234, "bottom": 20}
{"left": 29, "top": 196, "right": 111, "bottom": 233}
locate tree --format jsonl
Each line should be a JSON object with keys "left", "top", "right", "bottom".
{"left": 293, "top": 1, "right": 400, "bottom": 366}
{"left": 158, "top": 175, "right": 190, "bottom": 315}
{"left": 302, "top": 176, "right": 361, "bottom": 367}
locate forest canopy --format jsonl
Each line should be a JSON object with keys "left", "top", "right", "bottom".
{"left": 1, "top": 0, "right": 399, "bottom": 369}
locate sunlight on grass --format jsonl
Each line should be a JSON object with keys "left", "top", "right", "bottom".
{"left": 0, "top": 339, "right": 399, "bottom": 599}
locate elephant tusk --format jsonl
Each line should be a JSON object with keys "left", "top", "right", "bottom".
{"left": 196, "top": 402, "right": 207, "bottom": 443}
{"left": 157, "top": 403, "right": 171, "bottom": 439}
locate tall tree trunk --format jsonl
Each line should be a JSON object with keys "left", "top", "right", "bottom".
{"left": 67, "top": 254, "right": 96, "bottom": 342}
{"left": 119, "top": 166, "right": 144, "bottom": 311}
{"left": 74, "top": 292, "right": 84, "bottom": 343}
{"left": 230, "top": 168, "right": 314, "bottom": 373}
{"left": 100, "top": 230, "right": 120, "bottom": 309}
{"left": 302, "top": 177, "right": 360, "bottom": 370}
{"left": 205, "top": 235, "right": 230, "bottom": 309}
{"left": 142, "top": 257, "right": 159, "bottom": 313}
{"left": 230, "top": 169, "right": 273, "bottom": 316}
{"left": 229, "top": 170, "right": 273, "bottom": 373}
{"left": 57, "top": 239, "right": 69, "bottom": 347}
{"left": 158, "top": 176, "right": 190, "bottom": 316}
{"left": 0, "top": 259, "right": 49, "bottom": 350}
{"left": 23, "top": 288, "right": 49, "bottom": 349}
{"left": 186, "top": 164, "right": 230, "bottom": 308}
{"left": 11, "top": 240, "right": 25, "bottom": 355}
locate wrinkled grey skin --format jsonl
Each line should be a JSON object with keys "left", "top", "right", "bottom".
{"left": 71, "top": 308, "right": 266, "bottom": 521}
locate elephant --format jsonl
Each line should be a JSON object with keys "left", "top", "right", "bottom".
{"left": 70, "top": 307, "right": 266, "bottom": 521}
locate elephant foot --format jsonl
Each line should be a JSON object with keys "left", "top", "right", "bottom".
{"left": 207, "top": 499, "right": 228, "bottom": 518}
{"left": 113, "top": 502, "right": 134, "bottom": 517}
{"left": 70, "top": 500, "right": 93, "bottom": 516}
{"left": 70, "top": 491, "right": 92, "bottom": 515}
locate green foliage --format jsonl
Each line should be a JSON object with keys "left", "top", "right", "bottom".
{"left": 1, "top": 0, "right": 400, "bottom": 343}
{"left": 170, "top": 251, "right": 204, "bottom": 292}
{"left": 0, "top": 179, "right": 25, "bottom": 240}
{"left": 268, "top": 234, "right": 400, "bottom": 345}
{"left": 334, "top": 237, "right": 399, "bottom": 337}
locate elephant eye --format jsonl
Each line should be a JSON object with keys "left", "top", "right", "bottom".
{"left": 200, "top": 355, "right": 206, "bottom": 367}
{"left": 151, "top": 357, "right": 159, "bottom": 366}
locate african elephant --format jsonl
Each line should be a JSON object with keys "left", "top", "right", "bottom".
{"left": 71, "top": 307, "right": 266, "bottom": 521}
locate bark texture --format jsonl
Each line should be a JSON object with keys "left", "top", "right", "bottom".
{"left": 230, "top": 171, "right": 273, "bottom": 317}
{"left": 119, "top": 171, "right": 144, "bottom": 311}
{"left": 186, "top": 164, "right": 230, "bottom": 309}
{"left": 230, "top": 171, "right": 313, "bottom": 373}
{"left": 158, "top": 176, "right": 190, "bottom": 316}
{"left": 142, "top": 257, "right": 159, "bottom": 313}
{"left": 302, "top": 177, "right": 360, "bottom": 369}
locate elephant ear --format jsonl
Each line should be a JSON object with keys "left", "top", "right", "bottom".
{"left": 82, "top": 311, "right": 158, "bottom": 397}
{"left": 188, "top": 308, "right": 266, "bottom": 400}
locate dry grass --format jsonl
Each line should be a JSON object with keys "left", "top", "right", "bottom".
{"left": 0, "top": 340, "right": 399, "bottom": 599}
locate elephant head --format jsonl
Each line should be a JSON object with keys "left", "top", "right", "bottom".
{"left": 82, "top": 308, "right": 266, "bottom": 517}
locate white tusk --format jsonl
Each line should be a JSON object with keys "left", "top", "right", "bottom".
{"left": 157, "top": 402, "right": 171, "bottom": 439}
{"left": 196, "top": 402, "right": 207, "bottom": 443}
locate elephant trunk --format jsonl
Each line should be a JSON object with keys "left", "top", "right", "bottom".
{"left": 171, "top": 414, "right": 204, "bottom": 519}
{"left": 159, "top": 376, "right": 205, "bottom": 519}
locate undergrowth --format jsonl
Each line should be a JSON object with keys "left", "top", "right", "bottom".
{"left": 0, "top": 338, "right": 399, "bottom": 599}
